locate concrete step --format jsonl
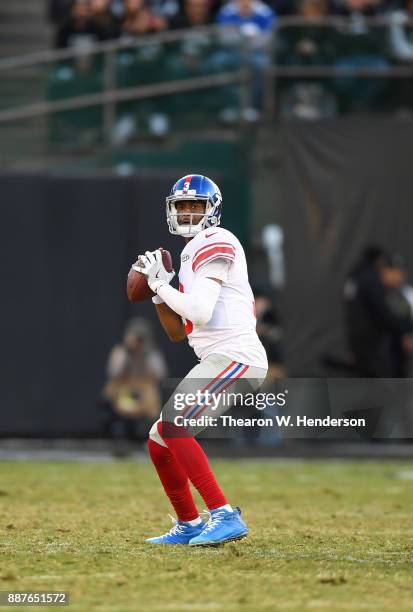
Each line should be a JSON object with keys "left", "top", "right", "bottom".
{"left": 0, "top": 31, "right": 51, "bottom": 46}
{"left": 0, "top": 0, "right": 45, "bottom": 8}
{"left": 0, "top": 0, "right": 51, "bottom": 59}
{"left": 0, "top": 5, "right": 45, "bottom": 18}
{"left": 0, "top": 64, "right": 48, "bottom": 78}
{"left": 0, "top": 23, "right": 49, "bottom": 36}
{"left": 0, "top": 72, "right": 48, "bottom": 103}
{"left": 0, "top": 1, "right": 54, "bottom": 165}
{"left": 0, "top": 38, "right": 53, "bottom": 59}
{"left": 0, "top": 40, "right": 52, "bottom": 57}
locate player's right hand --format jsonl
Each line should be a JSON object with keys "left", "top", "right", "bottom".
{"left": 132, "top": 251, "right": 156, "bottom": 272}
{"left": 139, "top": 250, "right": 175, "bottom": 294}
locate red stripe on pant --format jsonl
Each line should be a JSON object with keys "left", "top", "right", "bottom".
{"left": 192, "top": 364, "right": 250, "bottom": 420}
{"left": 181, "top": 360, "right": 237, "bottom": 417}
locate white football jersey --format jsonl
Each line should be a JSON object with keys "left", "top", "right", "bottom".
{"left": 178, "top": 227, "right": 268, "bottom": 369}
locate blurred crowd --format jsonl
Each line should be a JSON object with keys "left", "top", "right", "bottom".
{"left": 343, "top": 246, "right": 413, "bottom": 377}
{"left": 48, "top": 1, "right": 413, "bottom": 50}
{"left": 49, "top": 0, "right": 274, "bottom": 48}
{"left": 47, "top": 0, "right": 413, "bottom": 124}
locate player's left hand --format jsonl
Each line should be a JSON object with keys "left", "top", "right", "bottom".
{"left": 139, "top": 250, "right": 175, "bottom": 294}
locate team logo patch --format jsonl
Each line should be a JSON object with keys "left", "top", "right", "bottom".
{"left": 181, "top": 254, "right": 190, "bottom": 262}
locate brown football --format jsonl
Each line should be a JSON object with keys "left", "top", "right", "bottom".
{"left": 127, "top": 248, "right": 173, "bottom": 302}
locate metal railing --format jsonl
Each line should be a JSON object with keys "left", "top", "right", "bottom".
{"left": 263, "top": 15, "right": 413, "bottom": 119}
{"left": 0, "top": 16, "right": 412, "bottom": 138}
{"left": 0, "top": 15, "right": 410, "bottom": 72}
{"left": 0, "top": 24, "right": 251, "bottom": 139}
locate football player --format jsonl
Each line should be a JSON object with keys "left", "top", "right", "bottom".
{"left": 135, "top": 174, "right": 268, "bottom": 546}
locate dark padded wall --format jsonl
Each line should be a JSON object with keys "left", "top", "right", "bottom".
{"left": 0, "top": 174, "right": 196, "bottom": 435}
{"left": 2, "top": 118, "right": 413, "bottom": 433}
{"left": 272, "top": 118, "right": 413, "bottom": 375}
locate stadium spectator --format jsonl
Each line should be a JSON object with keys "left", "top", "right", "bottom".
{"left": 254, "top": 288, "right": 286, "bottom": 378}
{"left": 283, "top": 0, "right": 337, "bottom": 67}
{"left": 276, "top": 0, "right": 339, "bottom": 119}
{"left": 234, "top": 288, "right": 285, "bottom": 446}
{"left": 167, "top": 0, "right": 214, "bottom": 77}
{"left": 90, "top": 0, "right": 122, "bottom": 36}
{"left": 101, "top": 317, "right": 168, "bottom": 441}
{"left": 298, "top": 0, "right": 330, "bottom": 17}
{"left": 120, "top": 0, "right": 167, "bottom": 37}
{"left": 330, "top": 0, "right": 390, "bottom": 111}
{"left": 215, "top": 0, "right": 276, "bottom": 115}
{"left": 388, "top": 0, "right": 413, "bottom": 109}
{"left": 281, "top": 0, "right": 334, "bottom": 59}
{"left": 331, "top": 0, "right": 383, "bottom": 17}
{"left": 169, "top": 0, "right": 213, "bottom": 29}
{"left": 268, "top": 0, "right": 300, "bottom": 15}
{"left": 343, "top": 247, "right": 413, "bottom": 377}
{"left": 163, "top": 0, "right": 229, "bottom": 133}
{"left": 216, "top": 0, "right": 276, "bottom": 42}
{"left": 389, "top": 0, "right": 413, "bottom": 64}
{"left": 150, "top": 0, "right": 180, "bottom": 21}
{"left": 49, "top": 0, "right": 73, "bottom": 24}
{"left": 383, "top": 255, "right": 413, "bottom": 377}
{"left": 56, "top": 1, "right": 92, "bottom": 49}
{"left": 56, "top": 0, "right": 120, "bottom": 48}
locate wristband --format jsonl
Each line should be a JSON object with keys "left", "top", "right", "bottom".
{"left": 152, "top": 294, "right": 164, "bottom": 305}
{"left": 150, "top": 279, "right": 168, "bottom": 295}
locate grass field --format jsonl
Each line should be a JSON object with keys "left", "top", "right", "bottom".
{"left": 0, "top": 458, "right": 412, "bottom": 611}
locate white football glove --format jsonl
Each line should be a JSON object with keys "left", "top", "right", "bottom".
{"left": 132, "top": 253, "right": 150, "bottom": 275}
{"left": 135, "top": 249, "right": 175, "bottom": 295}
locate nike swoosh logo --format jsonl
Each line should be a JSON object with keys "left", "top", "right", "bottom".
{"left": 205, "top": 232, "right": 217, "bottom": 238}
{"left": 156, "top": 270, "right": 161, "bottom": 279}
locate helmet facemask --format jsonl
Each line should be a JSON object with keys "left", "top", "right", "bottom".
{"left": 166, "top": 195, "right": 221, "bottom": 237}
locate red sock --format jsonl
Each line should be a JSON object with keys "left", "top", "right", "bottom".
{"left": 157, "top": 422, "right": 228, "bottom": 511}
{"left": 147, "top": 438, "right": 199, "bottom": 522}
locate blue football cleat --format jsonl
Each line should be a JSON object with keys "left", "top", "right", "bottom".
{"left": 188, "top": 507, "right": 248, "bottom": 546}
{"left": 145, "top": 516, "right": 206, "bottom": 545}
